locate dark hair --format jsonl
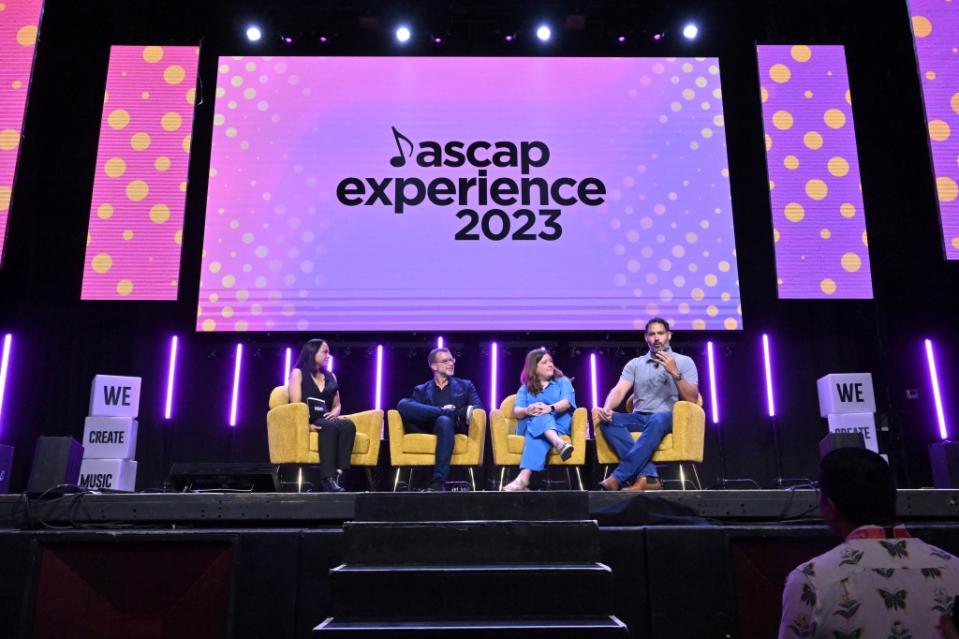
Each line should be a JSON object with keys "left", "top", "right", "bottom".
{"left": 295, "top": 338, "right": 328, "bottom": 375}
{"left": 428, "top": 347, "right": 452, "bottom": 366}
{"left": 520, "top": 349, "right": 564, "bottom": 395}
{"left": 819, "top": 448, "right": 896, "bottom": 528}
{"left": 645, "top": 317, "right": 670, "bottom": 333}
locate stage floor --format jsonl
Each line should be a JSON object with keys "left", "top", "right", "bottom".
{"left": 2, "top": 488, "right": 958, "bottom": 529}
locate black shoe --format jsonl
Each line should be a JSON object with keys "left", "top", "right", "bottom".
{"left": 423, "top": 481, "right": 446, "bottom": 492}
{"left": 558, "top": 443, "right": 574, "bottom": 462}
{"left": 321, "top": 477, "right": 345, "bottom": 493}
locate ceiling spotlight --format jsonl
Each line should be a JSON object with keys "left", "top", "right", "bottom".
{"left": 433, "top": 36, "right": 443, "bottom": 44}
{"left": 536, "top": 25, "right": 551, "bottom": 42}
{"left": 617, "top": 35, "right": 626, "bottom": 44}
{"left": 281, "top": 35, "right": 294, "bottom": 45}
{"left": 319, "top": 35, "right": 328, "bottom": 44}
{"left": 682, "top": 23, "right": 699, "bottom": 40}
{"left": 395, "top": 25, "right": 411, "bottom": 43}
{"left": 504, "top": 34, "right": 515, "bottom": 42}
{"left": 246, "top": 25, "right": 262, "bottom": 42}
{"left": 652, "top": 32, "right": 665, "bottom": 41}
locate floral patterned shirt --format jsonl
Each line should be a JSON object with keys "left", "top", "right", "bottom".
{"left": 779, "top": 526, "right": 959, "bottom": 639}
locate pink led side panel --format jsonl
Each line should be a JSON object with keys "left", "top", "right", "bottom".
{"left": 757, "top": 45, "right": 873, "bottom": 299}
{"left": 82, "top": 45, "right": 198, "bottom": 300}
{"left": 909, "top": 1, "right": 959, "bottom": 258}
{"left": 0, "top": 0, "right": 44, "bottom": 265}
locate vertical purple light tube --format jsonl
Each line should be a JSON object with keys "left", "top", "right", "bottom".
{"left": 284, "top": 347, "right": 292, "bottom": 386}
{"left": 590, "top": 353, "right": 599, "bottom": 408}
{"left": 164, "top": 336, "right": 178, "bottom": 420}
{"left": 762, "top": 334, "right": 775, "bottom": 417}
{"left": 328, "top": 354, "right": 334, "bottom": 373}
{"left": 0, "top": 334, "right": 12, "bottom": 432}
{"left": 374, "top": 345, "right": 384, "bottom": 411}
{"left": 490, "top": 342, "right": 499, "bottom": 410}
{"left": 707, "top": 341, "right": 719, "bottom": 424}
{"left": 229, "top": 343, "right": 243, "bottom": 427}
{"left": 925, "top": 339, "right": 949, "bottom": 440}
{"left": 437, "top": 336, "right": 444, "bottom": 349}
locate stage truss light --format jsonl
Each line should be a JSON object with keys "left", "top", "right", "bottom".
{"left": 682, "top": 23, "right": 699, "bottom": 40}
{"left": 246, "top": 26, "right": 262, "bottom": 42}
{"left": 536, "top": 25, "right": 552, "bottom": 42}
{"left": 395, "top": 26, "right": 412, "bottom": 43}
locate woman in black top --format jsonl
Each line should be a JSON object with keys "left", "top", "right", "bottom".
{"left": 288, "top": 339, "right": 356, "bottom": 492}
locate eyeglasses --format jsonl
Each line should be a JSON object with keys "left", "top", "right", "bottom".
{"left": 435, "top": 358, "right": 456, "bottom": 365}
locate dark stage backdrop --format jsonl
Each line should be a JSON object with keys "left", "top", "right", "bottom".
{"left": 0, "top": 0, "right": 955, "bottom": 491}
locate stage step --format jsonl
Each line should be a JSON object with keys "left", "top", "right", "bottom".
{"left": 314, "top": 616, "right": 629, "bottom": 638}
{"left": 354, "top": 491, "right": 590, "bottom": 522}
{"left": 330, "top": 562, "right": 614, "bottom": 617}
{"left": 342, "top": 520, "right": 600, "bottom": 564}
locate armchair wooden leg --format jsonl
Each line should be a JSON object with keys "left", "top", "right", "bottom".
{"left": 498, "top": 467, "right": 506, "bottom": 491}
{"left": 679, "top": 464, "right": 687, "bottom": 491}
{"left": 365, "top": 468, "right": 376, "bottom": 492}
{"left": 602, "top": 465, "right": 610, "bottom": 480}
{"left": 408, "top": 467, "right": 415, "bottom": 492}
{"left": 468, "top": 467, "right": 476, "bottom": 491}
{"left": 564, "top": 467, "right": 572, "bottom": 490}
{"left": 392, "top": 467, "right": 402, "bottom": 492}
{"left": 574, "top": 467, "right": 584, "bottom": 491}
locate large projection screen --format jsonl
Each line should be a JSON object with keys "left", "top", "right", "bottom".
{"left": 198, "top": 56, "right": 742, "bottom": 332}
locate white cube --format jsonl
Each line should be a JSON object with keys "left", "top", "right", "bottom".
{"left": 78, "top": 459, "right": 138, "bottom": 492}
{"left": 827, "top": 412, "right": 878, "bottom": 453}
{"left": 89, "top": 375, "right": 142, "bottom": 418}
{"left": 817, "top": 373, "right": 876, "bottom": 416}
{"left": 82, "top": 416, "right": 138, "bottom": 460}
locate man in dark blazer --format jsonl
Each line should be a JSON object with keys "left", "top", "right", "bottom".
{"left": 397, "top": 347, "right": 483, "bottom": 491}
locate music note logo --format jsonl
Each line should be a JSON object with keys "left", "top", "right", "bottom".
{"left": 389, "top": 126, "right": 414, "bottom": 167}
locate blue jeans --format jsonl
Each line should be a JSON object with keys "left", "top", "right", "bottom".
{"left": 600, "top": 411, "right": 672, "bottom": 483}
{"left": 397, "top": 399, "right": 463, "bottom": 483}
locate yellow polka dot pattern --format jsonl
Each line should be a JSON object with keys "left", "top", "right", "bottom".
{"left": 758, "top": 44, "right": 873, "bottom": 298}
{"left": 0, "top": 0, "right": 44, "bottom": 263}
{"left": 910, "top": 1, "right": 959, "bottom": 258}
{"left": 82, "top": 45, "right": 199, "bottom": 300}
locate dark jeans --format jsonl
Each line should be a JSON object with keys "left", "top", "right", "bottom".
{"left": 600, "top": 411, "right": 672, "bottom": 483}
{"left": 397, "top": 399, "right": 467, "bottom": 483}
{"left": 312, "top": 418, "right": 356, "bottom": 479}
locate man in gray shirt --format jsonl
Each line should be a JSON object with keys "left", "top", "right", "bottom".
{"left": 595, "top": 317, "right": 699, "bottom": 491}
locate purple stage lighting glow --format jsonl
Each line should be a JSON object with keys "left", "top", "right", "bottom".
{"left": 505, "top": 34, "right": 514, "bottom": 42}
{"left": 0, "top": 334, "right": 11, "bottom": 430}
{"left": 707, "top": 341, "right": 719, "bottom": 424}
{"left": 319, "top": 36, "right": 328, "bottom": 44}
{"left": 762, "top": 334, "right": 775, "bottom": 417}
{"left": 437, "top": 336, "right": 444, "bottom": 349}
{"left": 925, "top": 339, "right": 950, "bottom": 440}
{"left": 590, "top": 353, "right": 599, "bottom": 409}
{"left": 617, "top": 36, "right": 626, "bottom": 44}
{"left": 328, "top": 355, "right": 334, "bottom": 373}
{"left": 374, "top": 345, "right": 384, "bottom": 411}
{"left": 164, "top": 336, "right": 178, "bottom": 420}
{"left": 230, "top": 343, "right": 243, "bottom": 427}
{"left": 490, "top": 342, "right": 499, "bottom": 409}
{"left": 284, "top": 347, "right": 292, "bottom": 386}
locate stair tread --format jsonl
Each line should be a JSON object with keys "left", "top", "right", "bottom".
{"left": 317, "top": 616, "right": 627, "bottom": 630}
{"left": 333, "top": 562, "right": 610, "bottom": 573}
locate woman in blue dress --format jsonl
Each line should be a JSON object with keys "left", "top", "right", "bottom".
{"left": 503, "top": 348, "right": 576, "bottom": 491}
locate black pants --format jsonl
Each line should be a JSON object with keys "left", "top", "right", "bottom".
{"left": 312, "top": 418, "right": 356, "bottom": 479}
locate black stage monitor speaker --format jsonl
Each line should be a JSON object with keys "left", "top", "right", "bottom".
{"left": 929, "top": 441, "right": 959, "bottom": 489}
{"left": 168, "top": 462, "right": 280, "bottom": 492}
{"left": 26, "top": 436, "right": 83, "bottom": 495}
{"left": 819, "top": 432, "right": 865, "bottom": 458}
{"left": 0, "top": 444, "right": 13, "bottom": 494}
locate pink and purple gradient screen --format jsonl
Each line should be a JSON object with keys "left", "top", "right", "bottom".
{"left": 757, "top": 45, "right": 873, "bottom": 299}
{"left": 81, "top": 45, "right": 198, "bottom": 300}
{"left": 199, "top": 56, "right": 741, "bottom": 332}
{"left": 909, "top": 0, "right": 959, "bottom": 259}
{"left": 0, "top": 0, "right": 44, "bottom": 266}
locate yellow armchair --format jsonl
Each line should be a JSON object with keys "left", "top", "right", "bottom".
{"left": 591, "top": 396, "right": 706, "bottom": 489}
{"left": 387, "top": 407, "right": 487, "bottom": 490}
{"left": 266, "top": 386, "right": 383, "bottom": 489}
{"left": 490, "top": 395, "right": 587, "bottom": 490}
